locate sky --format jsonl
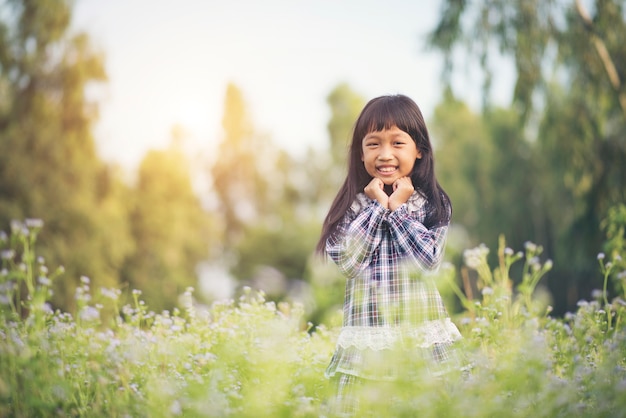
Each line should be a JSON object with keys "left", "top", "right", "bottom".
{"left": 71, "top": 0, "right": 483, "bottom": 170}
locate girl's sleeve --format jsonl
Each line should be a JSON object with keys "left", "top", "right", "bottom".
{"left": 326, "top": 200, "right": 387, "bottom": 277}
{"left": 386, "top": 203, "right": 449, "bottom": 271}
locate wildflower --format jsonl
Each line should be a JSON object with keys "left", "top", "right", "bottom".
{"left": 529, "top": 257, "right": 541, "bottom": 272}
{"left": 525, "top": 241, "right": 537, "bottom": 252}
{"left": 25, "top": 218, "right": 44, "bottom": 229}
{"left": 101, "top": 287, "right": 121, "bottom": 301}
{"left": 1, "top": 250, "right": 15, "bottom": 260}
{"left": 170, "top": 400, "right": 182, "bottom": 416}
{"left": 79, "top": 306, "right": 100, "bottom": 322}
{"left": 0, "top": 231, "right": 6, "bottom": 242}
{"left": 545, "top": 259, "right": 553, "bottom": 270}
{"left": 463, "top": 245, "right": 488, "bottom": 269}
{"left": 38, "top": 276, "right": 51, "bottom": 286}
{"left": 80, "top": 276, "right": 90, "bottom": 285}
{"left": 591, "top": 289, "right": 603, "bottom": 300}
{"left": 0, "top": 268, "right": 7, "bottom": 276}
{"left": 75, "top": 287, "right": 91, "bottom": 302}
{"left": 482, "top": 287, "right": 494, "bottom": 296}
{"left": 504, "top": 247, "right": 514, "bottom": 256}
{"left": 132, "top": 289, "right": 142, "bottom": 296}
{"left": 597, "top": 253, "right": 606, "bottom": 260}
{"left": 10, "top": 220, "right": 27, "bottom": 235}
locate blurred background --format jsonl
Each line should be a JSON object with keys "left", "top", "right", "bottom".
{"left": 1, "top": 0, "right": 625, "bottom": 324}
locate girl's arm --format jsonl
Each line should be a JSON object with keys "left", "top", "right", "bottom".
{"left": 386, "top": 204, "right": 449, "bottom": 271}
{"left": 326, "top": 200, "right": 386, "bottom": 277}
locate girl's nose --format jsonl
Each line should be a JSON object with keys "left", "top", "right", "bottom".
{"left": 378, "top": 144, "right": 393, "bottom": 160}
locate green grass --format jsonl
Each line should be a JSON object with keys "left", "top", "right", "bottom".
{"left": 1, "top": 221, "right": 626, "bottom": 417}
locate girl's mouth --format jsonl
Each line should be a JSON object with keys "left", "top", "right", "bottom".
{"left": 377, "top": 166, "right": 397, "bottom": 175}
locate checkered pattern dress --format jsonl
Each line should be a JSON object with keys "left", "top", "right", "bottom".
{"left": 325, "top": 191, "right": 462, "bottom": 384}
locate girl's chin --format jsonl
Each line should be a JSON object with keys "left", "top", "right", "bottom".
{"left": 380, "top": 177, "right": 398, "bottom": 185}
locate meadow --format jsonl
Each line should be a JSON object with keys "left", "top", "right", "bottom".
{"left": 1, "top": 220, "right": 625, "bottom": 417}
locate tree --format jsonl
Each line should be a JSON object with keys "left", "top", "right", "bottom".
{"left": 123, "top": 134, "right": 213, "bottom": 312}
{"left": 428, "top": 0, "right": 626, "bottom": 313}
{"left": 0, "top": 0, "right": 133, "bottom": 310}
{"left": 305, "top": 83, "right": 366, "bottom": 325}
{"left": 210, "top": 83, "right": 271, "bottom": 250}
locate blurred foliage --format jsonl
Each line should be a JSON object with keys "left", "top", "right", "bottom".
{"left": 1, "top": 0, "right": 625, "bottom": 324}
{"left": 429, "top": 0, "right": 626, "bottom": 314}
{"left": 2, "top": 220, "right": 626, "bottom": 417}
{"left": 0, "top": 0, "right": 130, "bottom": 310}
{"left": 121, "top": 136, "right": 214, "bottom": 313}
{"left": 210, "top": 83, "right": 364, "bottom": 324}
{"left": 0, "top": 0, "right": 215, "bottom": 312}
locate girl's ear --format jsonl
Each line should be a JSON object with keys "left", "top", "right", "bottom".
{"left": 416, "top": 149, "right": 423, "bottom": 159}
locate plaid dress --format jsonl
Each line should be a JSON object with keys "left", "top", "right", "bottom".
{"left": 325, "top": 191, "right": 462, "bottom": 384}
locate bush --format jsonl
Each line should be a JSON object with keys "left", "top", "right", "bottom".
{"left": 1, "top": 221, "right": 625, "bottom": 417}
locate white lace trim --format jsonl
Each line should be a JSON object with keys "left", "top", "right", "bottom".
{"left": 351, "top": 191, "right": 426, "bottom": 215}
{"left": 336, "top": 319, "right": 462, "bottom": 351}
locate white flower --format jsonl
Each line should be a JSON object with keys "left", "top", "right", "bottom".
{"left": 525, "top": 241, "right": 537, "bottom": 252}
{"left": 79, "top": 306, "right": 100, "bottom": 322}
{"left": 0, "top": 250, "right": 15, "bottom": 260}
{"left": 25, "top": 218, "right": 44, "bottom": 228}
{"left": 100, "top": 287, "right": 121, "bottom": 301}
{"left": 170, "top": 400, "right": 182, "bottom": 416}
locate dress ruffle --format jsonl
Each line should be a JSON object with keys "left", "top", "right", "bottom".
{"left": 336, "top": 318, "right": 462, "bottom": 351}
{"left": 326, "top": 341, "right": 463, "bottom": 381}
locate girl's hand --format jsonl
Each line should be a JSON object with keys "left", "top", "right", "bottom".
{"left": 389, "top": 177, "right": 414, "bottom": 211}
{"left": 364, "top": 177, "right": 389, "bottom": 208}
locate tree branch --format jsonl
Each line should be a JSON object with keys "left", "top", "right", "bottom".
{"left": 575, "top": 0, "right": 626, "bottom": 118}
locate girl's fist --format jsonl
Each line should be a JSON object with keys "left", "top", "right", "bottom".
{"left": 389, "top": 177, "right": 413, "bottom": 211}
{"left": 364, "top": 177, "right": 389, "bottom": 208}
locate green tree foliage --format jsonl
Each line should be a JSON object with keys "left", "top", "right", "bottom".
{"left": 209, "top": 83, "right": 365, "bottom": 321}
{"left": 0, "top": 0, "right": 133, "bottom": 310}
{"left": 326, "top": 82, "right": 365, "bottom": 166}
{"left": 210, "top": 83, "right": 271, "bottom": 250}
{"left": 123, "top": 136, "right": 213, "bottom": 312}
{"left": 305, "top": 84, "right": 365, "bottom": 325}
{"left": 428, "top": 0, "right": 626, "bottom": 313}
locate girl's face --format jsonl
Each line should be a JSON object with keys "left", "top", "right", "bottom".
{"left": 361, "top": 125, "right": 422, "bottom": 185}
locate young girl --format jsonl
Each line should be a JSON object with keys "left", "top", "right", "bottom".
{"left": 317, "top": 94, "right": 462, "bottom": 414}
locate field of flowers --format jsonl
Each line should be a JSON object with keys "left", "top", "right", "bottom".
{"left": 1, "top": 220, "right": 626, "bottom": 417}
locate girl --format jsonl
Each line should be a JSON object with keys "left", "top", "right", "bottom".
{"left": 317, "top": 94, "right": 462, "bottom": 415}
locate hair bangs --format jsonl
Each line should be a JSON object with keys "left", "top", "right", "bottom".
{"left": 356, "top": 96, "right": 422, "bottom": 141}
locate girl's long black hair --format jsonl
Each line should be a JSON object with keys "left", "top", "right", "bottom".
{"left": 316, "top": 94, "right": 451, "bottom": 254}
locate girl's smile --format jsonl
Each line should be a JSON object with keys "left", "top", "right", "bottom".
{"left": 361, "top": 125, "right": 422, "bottom": 185}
